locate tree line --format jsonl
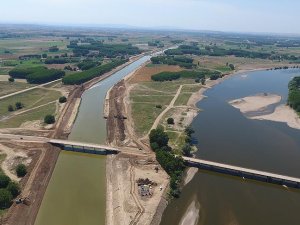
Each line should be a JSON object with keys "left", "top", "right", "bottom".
{"left": 68, "top": 40, "right": 141, "bottom": 58}
{"left": 9, "top": 66, "right": 65, "bottom": 84}
{"left": 151, "top": 70, "right": 221, "bottom": 82}
{"left": 151, "top": 56, "right": 195, "bottom": 69}
{"left": 62, "top": 59, "right": 127, "bottom": 85}
{"left": 165, "top": 44, "right": 300, "bottom": 61}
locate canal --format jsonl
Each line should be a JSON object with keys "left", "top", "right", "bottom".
{"left": 34, "top": 56, "right": 151, "bottom": 225}
{"left": 160, "top": 69, "right": 300, "bottom": 225}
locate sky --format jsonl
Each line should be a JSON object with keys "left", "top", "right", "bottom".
{"left": 1, "top": 0, "right": 300, "bottom": 34}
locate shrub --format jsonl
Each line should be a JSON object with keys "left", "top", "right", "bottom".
{"left": 8, "top": 77, "right": 14, "bottom": 82}
{"left": 16, "top": 164, "right": 27, "bottom": 177}
{"left": 155, "top": 105, "right": 162, "bottom": 109}
{"left": 7, "top": 182, "right": 20, "bottom": 197}
{"left": 44, "top": 115, "right": 55, "bottom": 124}
{"left": 167, "top": 118, "right": 174, "bottom": 125}
{"left": 0, "top": 174, "right": 11, "bottom": 188}
{"left": 0, "top": 189, "right": 12, "bottom": 208}
{"left": 59, "top": 96, "right": 67, "bottom": 103}
{"left": 15, "top": 102, "right": 24, "bottom": 110}
{"left": 182, "top": 144, "right": 192, "bottom": 157}
{"left": 7, "top": 105, "right": 14, "bottom": 112}
{"left": 229, "top": 64, "right": 235, "bottom": 70}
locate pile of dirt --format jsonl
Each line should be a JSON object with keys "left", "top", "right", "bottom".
{"left": 107, "top": 80, "right": 127, "bottom": 145}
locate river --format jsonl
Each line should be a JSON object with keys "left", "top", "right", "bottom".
{"left": 34, "top": 56, "right": 151, "bottom": 225}
{"left": 160, "top": 69, "right": 300, "bottom": 225}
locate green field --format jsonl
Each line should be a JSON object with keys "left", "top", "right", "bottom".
{"left": 131, "top": 103, "right": 165, "bottom": 136}
{"left": 130, "top": 80, "right": 198, "bottom": 136}
{"left": 0, "top": 88, "right": 61, "bottom": 118}
{"left": 0, "top": 82, "right": 34, "bottom": 97}
{"left": 0, "top": 102, "right": 56, "bottom": 128}
{"left": 174, "top": 93, "right": 193, "bottom": 106}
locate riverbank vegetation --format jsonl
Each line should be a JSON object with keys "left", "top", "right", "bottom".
{"left": 149, "top": 127, "right": 185, "bottom": 198}
{"left": 62, "top": 59, "right": 127, "bottom": 84}
{"left": 288, "top": 76, "right": 300, "bottom": 113}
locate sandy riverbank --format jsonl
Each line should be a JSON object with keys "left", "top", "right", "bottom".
{"left": 251, "top": 104, "right": 300, "bottom": 130}
{"left": 229, "top": 93, "right": 300, "bottom": 130}
{"left": 229, "top": 94, "right": 282, "bottom": 113}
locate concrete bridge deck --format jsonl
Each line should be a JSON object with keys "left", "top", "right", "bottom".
{"left": 0, "top": 133, "right": 148, "bottom": 156}
{"left": 183, "top": 156, "right": 300, "bottom": 188}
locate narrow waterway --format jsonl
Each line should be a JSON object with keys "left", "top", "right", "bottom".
{"left": 161, "top": 69, "right": 300, "bottom": 225}
{"left": 34, "top": 56, "right": 150, "bottom": 225}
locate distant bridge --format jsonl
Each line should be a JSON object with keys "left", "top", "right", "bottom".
{"left": 183, "top": 156, "right": 300, "bottom": 189}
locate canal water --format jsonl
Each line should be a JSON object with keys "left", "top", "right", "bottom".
{"left": 160, "top": 69, "right": 300, "bottom": 225}
{"left": 34, "top": 56, "right": 150, "bottom": 225}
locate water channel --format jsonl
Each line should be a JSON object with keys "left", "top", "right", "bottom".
{"left": 34, "top": 56, "right": 151, "bottom": 225}
{"left": 160, "top": 69, "right": 300, "bottom": 225}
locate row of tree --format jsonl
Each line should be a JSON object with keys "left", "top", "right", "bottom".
{"left": 151, "top": 70, "right": 220, "bottom": 82}
{"left": 151, "top": 56, "right": 195, "bottom": 69}
{"left": 62, "top": 59, "right": 127, "bottom": 85}
{"left": 149, "top": 127, "right": 185, "bottom": 198}
{"left": 9, "top": 66, "right": 65, "bottom": 84}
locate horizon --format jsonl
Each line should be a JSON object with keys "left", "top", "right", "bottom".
{"left": 1, "top": 0, "right": 300, "bottom": 35}
{"left": 1, "top": 22, "right": 300, "bottom": 38}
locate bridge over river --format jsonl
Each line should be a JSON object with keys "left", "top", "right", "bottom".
{"left": 0, "top": 133, "right": 299, "bottom": 189}
{"left": 183, "top": 156, "right": 300, "bottom": 189}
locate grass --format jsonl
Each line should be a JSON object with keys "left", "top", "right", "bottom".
{"left": 215, "top": 66, "right": 232, "bottom": 73}
{"left": 174, "top": 93, "right": 193, "bottom": 106}
{"left": 0, "top": 82, "right": 34, "bottom": 97}
{"left": 0, "top": 102, "right": 56, "bottom": 128}
{"left": 131, "top": 103, "right": 165, "bottom": 136}
{"left": 130, "top": 79, "right": 199, "bottom": 136}
{"left": 0, "top": 88, "right": 61, "bottom": 118}
{"left": 0, "top": 67, "right": 11, "bottom": 75}
{"left": 181, "top": 85, "right": 201, "bottom": 93}
{"left": 131, "top": 95, "right": 174, "bottom": 105}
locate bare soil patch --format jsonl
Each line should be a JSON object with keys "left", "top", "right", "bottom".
{"left": 129, "top": 64, "right": 182, "bottom": 83}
